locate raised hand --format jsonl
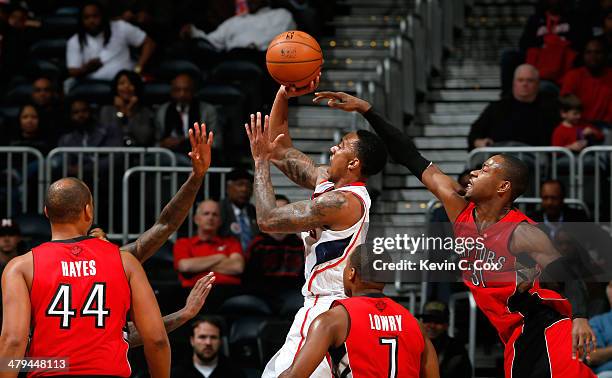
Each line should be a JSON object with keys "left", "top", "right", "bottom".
{"left": 280, "top": 73, "right": 321, "bottom": 99}
{"left": 313, "top": 91, "right": 371, "bottom": 113}
{"left": 188, "top": 122, "right": 214, "bottom": 178}
{"left": 245, "top": 112, "right": 285, "bottom": 163}
{"left": 572, "top": 318, "right": 597, "bottom": 361}
{"left": 183, "top": 273, "right": 215, "bottom": 318}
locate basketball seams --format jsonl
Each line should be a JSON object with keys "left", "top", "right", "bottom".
{"left": 268, "top": 64, "right": 321, "bottom": 84}
{"left": 267, "top": 39, "right": 322, "bottom": 54}
{"left": 266, "top": 58, "right": 323, "bottom": 64}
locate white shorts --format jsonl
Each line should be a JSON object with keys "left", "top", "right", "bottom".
{"left": 262, "top": 295, "right": 337, "bottom": 378}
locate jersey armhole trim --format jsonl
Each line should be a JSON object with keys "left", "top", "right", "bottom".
{"left": 332, "top": 301, "right": 351, "bottom": 346}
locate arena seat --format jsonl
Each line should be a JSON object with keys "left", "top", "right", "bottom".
{"left": 257, "top": 320, "right": 292, "bottom": 366}
{"left": 4, "top": 83, "right": 33, "bottom": 105}
{"left": 25, "top": 59, "right": 63, "bottom": 82}
{"left": 41, "top": 15, "right": 78, "bottom": 38}
{"left": 29, "top": 39, "right": 67, "bottom": 62}
{"left": 228, "top": 316, "right": 269, "bottom": 368}
{"left": 67, "top": 80, "right": 112, "bottom": 105}
{"left": 0, "top": 105, "right": 21, "bottom": 124}
{"left": 142, "top": 82, "right": 172, "bottom": 106}
{"left": 153, "top": 59, "right": 203, "bottom": 83}
{"left": 218, "top": 295, "right": 273, "bottom": 317}
{"left": 55, "top": 6, "right": 79, "bottom": 15}
{"left": 210, "top": 60, "right": 263, "bottom": 113}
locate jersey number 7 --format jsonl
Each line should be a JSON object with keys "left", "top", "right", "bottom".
{"left": 46, "top": 283, "right": 110, "bottom": 329}
{"left": 379, "top": 337, "right": 398, "bottom": 378}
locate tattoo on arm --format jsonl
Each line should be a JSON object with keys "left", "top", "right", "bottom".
{"left": 259, "top": 191, "right": 348, "bottom": 233}
{"left": 127, "top": 310, "right": 187, "bottom": 348}
{"left": 254, "top": 160, "right": 278, "bottom": 228}
{"left": 273, "top": 148, "right": 327, "bottom": 190}
{"left": 121, "top": 173, "right": 203, "bottom": 262}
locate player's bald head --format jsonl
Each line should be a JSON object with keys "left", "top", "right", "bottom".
{"left": 45, "top": 178, "right": 92, "bottom": 223}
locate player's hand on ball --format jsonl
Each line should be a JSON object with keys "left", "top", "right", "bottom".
{"left": 281, "top": 73, "right": 321, "bottom": 99}
{"left": 313, "top": 91, "right": 371, "bottom": 114}
{"left": 188, "top": 122, "right": 214, "bottom": 178}
{"left": 245, "top": 112, "right": 285, "bottom": 162}
{"left": 183, "top": 273, "right": 215, "bottom": 318}
{"left": 572, "top": 318, "right": 596, "bottom": 361}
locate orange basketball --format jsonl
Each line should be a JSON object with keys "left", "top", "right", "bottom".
{"left": 266, "top": 31, "right": 323, "bottom": 88}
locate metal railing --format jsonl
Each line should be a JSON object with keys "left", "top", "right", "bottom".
{"left": 468, "top": 146, "right": 576, "bottom": 198}
{"left": 578, "top": 146, "right": 612, "bottom": 225}
{"left": 46, "top": 147, "right": 176, "bottom": 235}
{"left": 0, "top": 147, "right": 45, "bottom": 217}
{"left": 121, "top": 166, "right": 232, "bottom": 244}
{"left": 448, "top": 291, "right": 477, "bottom": 377}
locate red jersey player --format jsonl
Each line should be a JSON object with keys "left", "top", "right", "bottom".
{"left": 280, "top": 247, "right": 439, "bottom": 378}
{"left": 0, "top": 123, "right": 214, "bottom": 378}
{"left": 314, "top": 91, "right": 597, "bottom": 378}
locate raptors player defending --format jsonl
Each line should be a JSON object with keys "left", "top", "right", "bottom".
{"left": 0, "top": 125, "right": 213, "bottom": 378}
{"left": 314, "top": 91, "right": 596, "bottom": 378}
{"left": 245, "top": 83, "right": 388, "bottom": 378}
{"left": 280, "top": 247, "right": 439, "bottom": 378}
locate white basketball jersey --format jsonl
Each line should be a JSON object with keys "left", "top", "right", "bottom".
{"left": 301, "top": 180, "right": 371, "bottom": 298}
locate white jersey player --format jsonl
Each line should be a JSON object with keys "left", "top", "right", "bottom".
{"left": 244, "top": 80, "right": 388, "bottom": 378}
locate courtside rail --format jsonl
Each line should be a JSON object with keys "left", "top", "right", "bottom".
{"left": 0, "top": 147, "right": 45, "bottom": 216}
{"left": 449, "top": 291, "right": 477, "bottom": 377}
{"left": 578, "top": 146, "right": 612, "bottom": 226}
{"left": 121, "top": 166, "right": 232, "bottom": 244}
{"left": 46, "top": 147, "right": 176, "bottom": 236}
{"left": 468, "top": 146, "right": 576, "bottom": 198}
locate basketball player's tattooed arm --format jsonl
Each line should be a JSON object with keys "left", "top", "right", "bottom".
{"left": 126, "top": 274, "right": 214, "bottom": 348}
{"left": 314, "top": 91, "right": 468, "bottom": 221}
{"left": 510, "top": 223, "right": 597, "bottom": 361}
{"left": 268, "top": 79, "right": 328, "bottom": 190}
{"left": 279, "top": 306, "right": 349, "bottom": 378}
{"left": 121, "top": 123, "right": 213, "bottom": 263}
{"left": 0, "top": 255, "right": 31, "bottom": 370}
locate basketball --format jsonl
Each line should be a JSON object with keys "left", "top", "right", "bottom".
{"left": 266, "top": 30, "right": 323, "bottom": 88}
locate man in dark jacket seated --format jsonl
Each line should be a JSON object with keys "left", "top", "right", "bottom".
{"left": 469, "top": 64, "right": 560, "bottom": 150}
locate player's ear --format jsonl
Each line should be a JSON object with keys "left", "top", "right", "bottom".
{"left": 348, "top": 157, "right": 360, "bottom": 172}
{"left": 348, "top": 267, "right": 356, "bottom": 281}
{"left": 43, "top": 206, "right": 49, "bottom": 219}
{"left": 498, "top": 180, "right": 511, "bottom": 196}
{"left": 85, "top": 202, "right": 93, "bottom": 222}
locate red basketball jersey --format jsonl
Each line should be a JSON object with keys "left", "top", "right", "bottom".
{"left": 453, "top": 202, "right": 572, "bottom": 343}
{"left": 330, "top": 294, "right": 424, "bottom": 378}
{"left": 28, "top": 236, "right": 131, "bottom": 377}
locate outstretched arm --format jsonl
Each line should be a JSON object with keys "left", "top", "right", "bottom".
{"left": 127, "top": 274, "right": 214, "bottom": 348}
{"left": 122, "top": 122, "right": 213, "bottom": 262}
{"left": 314, "top": 92, "right": 468, "bottom": 222}
{"left": 510, "top": 223, "right": 596, "bottom": 361}
{"left": 246, "top": 113, "right": 360, "bottom": 233}
{"left": 269, "top": 78, "right": 328, "bottom": 190}
{"left": 0, "top": 256, "right": 31, "bottom": 378}
{"left": 279, "top": 306, "right": 348, "bottom": 378}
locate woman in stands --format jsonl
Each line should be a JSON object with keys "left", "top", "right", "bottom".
{"left": 99, "top": 70, "right": 155, "bottom": 146}
{"left": 9, "top": 103, "right": 55, "bottom": 154}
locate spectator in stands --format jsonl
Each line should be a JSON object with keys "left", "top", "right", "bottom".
{"left": 59, "top": 98, "right": 122, "bottom": 147}
{"left": 589, "top": 281, "right": 612, "bottom": 377}
{"left": 0, "top": 5, "right": 39, "bottom": 84}
{"left": 529, "top": 180, "right": 590, "bottom": 233}
{"left": 469, "top": 64, "right": 560, "bottom": 150}
{"left": 0, "top": 218, "right": 22, "bottom": 276}
{"left": 219, "top": 168, "right": 258, "bottom": 251}
{"left": 551, "top": 94, "right": 605, "bottom": 152}
{"left": 154, "top": 73, "right": 220, "bottom": 161}
{"left": 244, "top": 194, "right": 304, "bottom": 295}
{"left": 66, "top": 1, "right": 156, "bottom": 83}
{"left": 419, "top": 301, "right": 472, "bottom": 378}
{"left": 521, "top": 0, "right": 587, "bottom": 86}
{"left": 180, "top": 0, "right": 295, "bottom": 52}
{"left": 9, "top": 103, "right": 55, "bottom": 154}
{"left": 174, "top": 200, "right": 244, "bottom": 309}
{"left": 560, "top": 38, "right": 612, "bottom": 124}
{"left": 30, "top": 76, "right": 64, "bottom": 141}
{"left": 598, "top": 10, "right": 612, "bottom": 65}
{"left": 171, "top": 315, "right": 246, "bottom": 378}
{"left": 99, "top": 70, "right": 155, "bottom": 146}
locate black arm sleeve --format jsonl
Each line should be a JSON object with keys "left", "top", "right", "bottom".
{"left": 363, "top": 108, "right": 431, "bottom": 180}
{"left": 540, "top": 257, "right": 588, "bottom": 319}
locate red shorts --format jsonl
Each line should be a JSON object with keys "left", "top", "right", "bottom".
{"left": 504, "top": 315, "right": 595, "bottom": 378}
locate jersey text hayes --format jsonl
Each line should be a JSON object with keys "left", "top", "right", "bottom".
{"left": 61, "top": 260, "right": 97, "bottom": 277}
